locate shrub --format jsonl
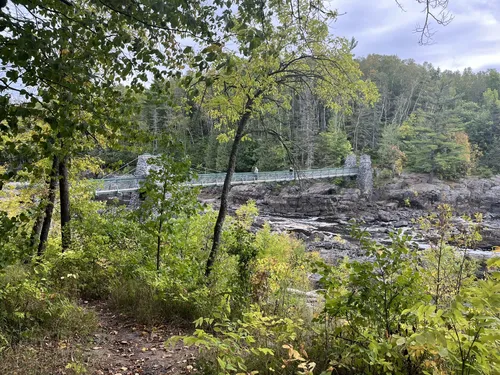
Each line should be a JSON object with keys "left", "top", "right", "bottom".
{"left": 312, "top": 213, "right": 499, "bottom": 375}
{"left": 0, "top": 265, "right": 97, "bottom": 348}
{"left": 252, "top": 222, "right": 314, "bottom": 316}
{"left": 403, "top": 272, "right": 500, "bottom": 375}
{"left": 168, "top": 300, "right": 315, "bottom": 375}
{"left": 315, "top": 226, "right": 426, "bottom": 374}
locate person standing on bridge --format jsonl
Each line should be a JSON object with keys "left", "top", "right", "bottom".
{"left": 253, "top": 166, "right": 259, "bottom": 181}
{"left": 289, "top": 166, "right": 295, "bottom": 180}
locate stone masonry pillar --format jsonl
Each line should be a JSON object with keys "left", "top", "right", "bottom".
{"left": 135, "top": 154, "right": 154, "bottom": 178}
{"left": 357, "top": 154, "right": 373, "bottom": 198}
{"left": 129, "top": 154, "right": 154, "bottom": 208}
{"left": 344, "top": 154, "right": 357, "bottom": 169}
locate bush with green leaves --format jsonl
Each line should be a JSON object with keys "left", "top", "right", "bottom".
{"left": 166, "top": 212, "right": 321, "bottom": 374}
{"left": 168, "top": 298, "right": 315, "bottom": 375}
{"left": 137, "top": 152, "right": 200, "bottom": 271}
{"left": 315, "top": 226, "right": 427, "bottom": 374}
{"left": 312, "top": 212, "right": 499, "bottom": 375}
{"left": 45, "top": 196, "right": 149, "bottom": 300}
{"left": 252, "top": 222, "right": 315, "bottom": 317}
{"left": 0, "top": 265, "right": 97, "bottom": 350}
{"left": 416, "top": 205, "right": 482, "bottom": 308}
{"left": 402, "top": 268, "right": 500, "bottom": 375}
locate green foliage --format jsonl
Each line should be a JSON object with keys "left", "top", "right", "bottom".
{"left": 377, "top": 123, "right": 406, "bottom": 177}
{"left": 403, "top": 278, "right": 500, "bottom": 375}
{"left": 168, "top": 216, "right": 319, "bottom": 374}
{"left": 134, "top": 55, "right": 500, "bottom": 175}
{"left": 0, "top": 210, "right": 32, "bottom": 267}
{"left": 182, "top": 0, "right": 377, "bottom": 174}
{"left": 316, "top": 224, "right": 426, "bottom": 374}
{"left": 0, "top": 0, "right": 238, "bottom": 164}
{"left": 482, "top": 137, "right": 500, "bottom": 174}
{"left": 225, "top": 202, "right": 260, "bottom": 301}
{"left": 168, "top": 300, "right": 313, "bottom": 375}
{"left": 312, "top": 210, "right": 499, "bottom": 375}
{"left": 0, "top": 265, "right": 97, "bottom": 348}
{"left": 314, "top": 126, "right": 352, "bottom": 168}
{"left": 400, "top": 111, "right": 472, "bottom": 179}
{"left": 137, "top": 151, "right": 200, "bottom": 271}
{"left": 252, "top": 223, "right": 314, "bottom": 316}
{"left": 2, "top": 168, "right": 499, "bottom": 375}
{"left": 3, "top": 1, "right": 500, "bottom": 373}
{"left": 416, "top": 205, "right": 482, "bottom": 308}
{"left": 255, "top": 140, "right": 288, "bottom": 171}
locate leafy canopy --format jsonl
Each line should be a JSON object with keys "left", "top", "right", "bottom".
{"left": 184, "top": 0, "right": 379, "bottom": 131}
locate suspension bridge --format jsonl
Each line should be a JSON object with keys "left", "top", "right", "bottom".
{"left": 92, "top": 154, "right": 368, "bottom": 198}
{"left": 3, "top": 154, "right": 372, "bottom": 199}
{"left": 93, "top": 167, "right": 359, "bottom": 197}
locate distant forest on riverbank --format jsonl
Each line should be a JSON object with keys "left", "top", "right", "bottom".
{"left": 107, "top": 54, "right": 500, "bottom": 179}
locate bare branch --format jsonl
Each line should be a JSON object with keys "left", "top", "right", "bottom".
{"left": 413, "top": 0, "right": 454, "bottom": 45}
{"left": 394, "top": 0, "right": 406, "bottom": 12}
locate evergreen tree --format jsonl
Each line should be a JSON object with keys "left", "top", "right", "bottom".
{"left": 400, "top": 111, "right": 471, "bottom": 180}
{"left": 314, "top": 125, "right": 352, "bottom": 168}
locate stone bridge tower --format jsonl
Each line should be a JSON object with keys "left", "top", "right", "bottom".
{"left": 135, "top": 154, "right": 154, "bottom": 178}
{"left": 344, "top": 154, "right": 373, "bottom": 198}
{"left": 357, "top": 154, "right": 373, "bottom": 198}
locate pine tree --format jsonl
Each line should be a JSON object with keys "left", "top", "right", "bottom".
{"left": 314, "top": 124, "right": 352, "bottom": 168}
{"left": 400, "top": 111, "right": 471, "bottom": 180}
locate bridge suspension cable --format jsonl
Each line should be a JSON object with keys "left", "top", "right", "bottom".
{"left": 100, "top": 157, "right": 138, "bottom": 179}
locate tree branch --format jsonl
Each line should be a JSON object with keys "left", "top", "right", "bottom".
{"left": 414, "top": 0, "right": 454, "bottom": 45}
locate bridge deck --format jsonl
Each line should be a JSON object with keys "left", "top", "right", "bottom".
{"left": 93, "top": 167, "right": 358, "bottom": 197}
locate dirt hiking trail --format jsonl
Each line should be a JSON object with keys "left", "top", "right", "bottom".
{"left": 88, "top": 303, "right": 198, "bottom": 375}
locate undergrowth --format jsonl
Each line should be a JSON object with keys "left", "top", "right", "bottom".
{"left": 1, "top": 171, "right": 499, "bottom": 375}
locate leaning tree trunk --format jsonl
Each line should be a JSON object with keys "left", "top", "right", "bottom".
{"left": 37, "top": 155, "right": 59, "bottom": 257}
{"left": 29, "top": 205, "right": 45, "bottom": 250}
{"left": 156, "top": 180, "right": 168, "bottom": 272}
{"left": 59, "top": 155, "right": 71, "bottom": 252}
{"left": 205, "top": 97, "right": 256, "bottom": 278}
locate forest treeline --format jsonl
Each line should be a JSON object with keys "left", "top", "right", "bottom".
{"left": 129, "top": 55, "right": 500, "bottom": 179}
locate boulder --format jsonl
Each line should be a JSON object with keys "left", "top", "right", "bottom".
{"left": 377, "top": 210, "right": 394, "bottom": 222}
{"left": 305, "top": 183, "right": 339, "bottom": 195}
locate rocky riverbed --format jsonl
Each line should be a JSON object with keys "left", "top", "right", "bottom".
{"left": 201, "top": 173, "right": 500, "bottom": 264}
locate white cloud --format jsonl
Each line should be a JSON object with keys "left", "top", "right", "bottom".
{"left": 330, "top": 0, "right": 500, "bottom": 71}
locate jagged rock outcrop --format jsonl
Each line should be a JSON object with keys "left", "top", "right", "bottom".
{"left": 223, "top": 173, "right": 500, "bottom": 250}
{"left": 382, "top": 174, "right": 500, "bottom": 216}
{"left": 230, "top": 182, "right": 364, "bottom": 217}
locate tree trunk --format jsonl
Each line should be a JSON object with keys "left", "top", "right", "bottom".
{"left": 205, "top": 97, "right": 256, "bottom": 278}
{"left": 29, "top": 206, "right": 45, "bottom": 250}
{"left": 37, "top": 155, "right": 59, "bottom": 257}
{"left": 156, "top": 181, "right": 168, "bottom": 271}
{"left": 59, "top": 155, "right": 71, "bottom": 252}
{"left": 300, "top": 89, "right": 316, "bottom": 169}
{"left": 156, "top": 218, "right": 163, "bottom": 271}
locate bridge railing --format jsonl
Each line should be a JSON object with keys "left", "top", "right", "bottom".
{"left": 93, "top": 167, "right": 359, "bottom": 195}
{"left": 93, "top": 176, "right": 143, "bottom": 195}
{"left": 191, "top": 167, "right": 359, "bottom": 186}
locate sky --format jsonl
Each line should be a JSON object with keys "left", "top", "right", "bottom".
{"left": 330, "top": 0, "right": 500, "bottom": 72}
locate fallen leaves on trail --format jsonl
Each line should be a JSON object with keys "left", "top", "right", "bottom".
{"left": 88, "top": 303, "right": 198, "bottom": 375}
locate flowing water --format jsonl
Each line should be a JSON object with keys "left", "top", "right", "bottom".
{"left": 255, "top": 214, "right": 498, "bottom": 263}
